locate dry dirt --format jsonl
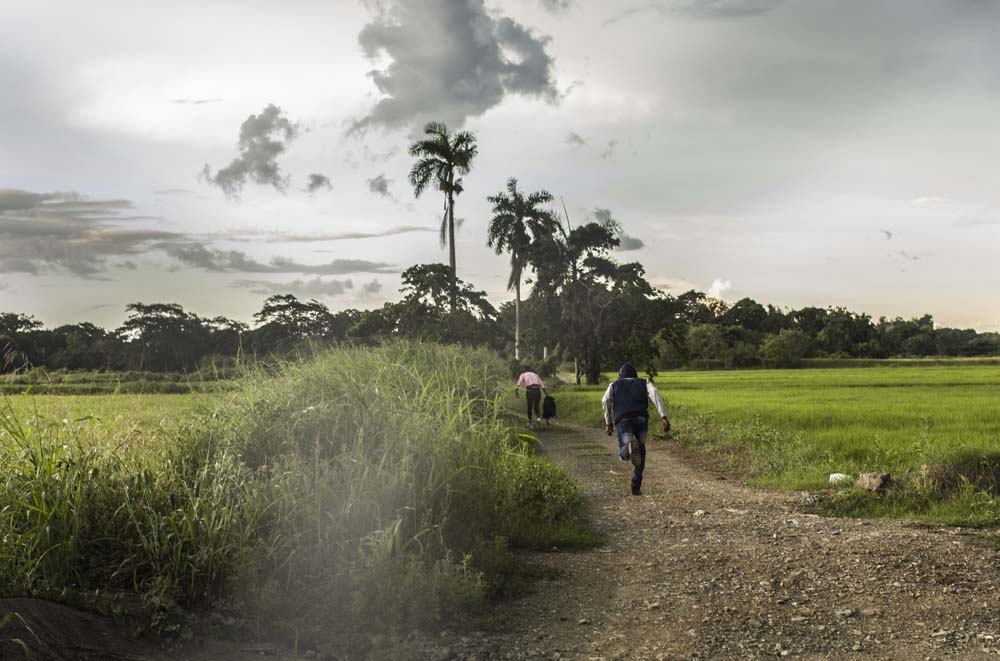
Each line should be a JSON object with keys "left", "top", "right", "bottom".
{"left": 421, "top": 423, "right": 1000, "bottom": 660}
{"left": 5, "top": 422, "right": 1000, "bottom": 660}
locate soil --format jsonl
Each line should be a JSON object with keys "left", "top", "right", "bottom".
{"left": 419, "top": 423, "right": 1000, "bottom": 660}
{"left": 6, "top": 422, "right": 1000, "bottom": 659}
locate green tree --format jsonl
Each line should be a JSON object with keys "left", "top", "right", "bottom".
{"left": 408, "top": 121, "right": 478, "bottom": 311}
{"left": 350, "top": 264, "right": 498, "bottom": 346}
{"left": 118, "top": 303, "right": 211, "bottom": 371}
{"left": 723, "top": 298, "right": 768, "bottom": 332}
{"left": 252, "top": 295, "right": 334, "bottom": 352}
{"left": 686, "top": 324, "right": 728, "bottom": 368}
{"left": 760, "top": 329, "right": 812, "bottom": 368}
{"left": 486, "top": 178, "right": 561, "bottom": 360}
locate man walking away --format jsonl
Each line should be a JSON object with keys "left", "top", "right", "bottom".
{"left": 602, "top": 363, "right": 669, "bottom": 496}
{"left": 516, "top": 369, "right": 546, "bottom": 429}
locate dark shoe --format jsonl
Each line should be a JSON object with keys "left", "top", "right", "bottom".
{"left": 629, "top": 439, "right": 641, "bottom": 467}
{"left": 631, "top": 486, "right": 642, "bottom": 496}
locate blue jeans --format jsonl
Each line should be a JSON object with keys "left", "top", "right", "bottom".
{"left": 616, "top": 416, "right": 648, "bottom": 488}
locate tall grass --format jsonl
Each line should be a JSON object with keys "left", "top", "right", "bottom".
{"left": 0, "top": 342, "right": 586, "bottom": 652}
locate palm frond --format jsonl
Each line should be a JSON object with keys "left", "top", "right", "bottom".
{"left": 409, "top": 163, "right": 435, "bottom": 198}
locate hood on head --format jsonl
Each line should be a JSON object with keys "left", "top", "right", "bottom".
{"left": 618, "top": 363, "right": 638, "bottom": 379}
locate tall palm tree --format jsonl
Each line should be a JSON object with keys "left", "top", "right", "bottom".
{"left": 487, "top": 178, "right": 561, "bottom": 360}
{"left": 408, "top": 122, "right": 478, "bottom": 311}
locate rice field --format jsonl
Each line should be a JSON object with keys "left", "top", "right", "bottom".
{"left": 2, "top": 392, "right": 219, "bottom": 429}
{"left": 556, "top": 365, "right": 1000, "bottom": 523}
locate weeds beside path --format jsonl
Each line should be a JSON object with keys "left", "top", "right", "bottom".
{"left": 422, "top": 423, "right": 1000, "bottom": 659}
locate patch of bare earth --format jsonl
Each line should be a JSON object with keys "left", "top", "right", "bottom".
{"left": 421, "top": 423, "right": 1000, "bottom": 660}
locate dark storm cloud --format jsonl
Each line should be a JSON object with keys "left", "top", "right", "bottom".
{"left": 305, "top": 173, "right": 333, "bottom": 195}
{"left": 354, "top": 0, "right": 558, "bottom": 130}
{"left": 566, "top": 132, "right": 587, "bottom": 146}
{"left": 0, "top": 189, "right": 181, "bottom": 275}
{"left": 616, "top": 234, "right": 646, "bottom": 251}
{"left": 591, "top": 206, "right": 645, "bottom": 251}
{"left": 232, "top": 277, "right": 355, "bottom": 298}
{"left": 360, "top": 279, "right": 383, "bottom": 295}
{"left": 161, "top": 242, "right": 396, "bottom": 274}
{"left": 272, "top": 257, "right": 396, "bottom": 275}
{"left": 604, "top": 0, "right": 786, "bottom": 25}
{"left": 366, "top": 173, "right": 394, "bottom": 199}
{"left": 200, "top": 104, "right": 299, "bottom": 197}
{"left": 561, "top": 80, "right": 584, "bottom": 99}
{"left": 0, "top": 258, "right": 39, "bottom": 274}
{"left": 258, "top": 225, "right": 435, "bottom": 242}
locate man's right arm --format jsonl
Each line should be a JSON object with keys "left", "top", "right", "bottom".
{"left": 601, "top": 384, "right": 614, "bottom": 434}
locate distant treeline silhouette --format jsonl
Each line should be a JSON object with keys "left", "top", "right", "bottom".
{"left": 3, "top": 265, "right": 998, "bottom": 380}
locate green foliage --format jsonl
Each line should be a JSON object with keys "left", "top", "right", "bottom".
{"left": 0, "top": 342, "right": 587, "bottom": 652}
{"left": 760, "top": 329, "right": 812, "bottom": 368}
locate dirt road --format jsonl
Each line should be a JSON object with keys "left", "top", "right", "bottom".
{"left": 433, "top": 423, "right": 1000, "bottom": 659}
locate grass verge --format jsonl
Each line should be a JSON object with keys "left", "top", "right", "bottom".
{"left": 0, "top": 341, "right": 592, "bottom": 654}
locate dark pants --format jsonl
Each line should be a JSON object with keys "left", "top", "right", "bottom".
{"left": 525, "top": 387, "right": 541, "bottom": 421}
{"left": 616, "top": 416, "right": 648, "bottom": 489}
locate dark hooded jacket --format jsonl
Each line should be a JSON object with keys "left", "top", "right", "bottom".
{"left": 610, "top": 363, "right": 648, "bottom": 423}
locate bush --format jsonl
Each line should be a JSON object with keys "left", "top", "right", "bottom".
{"left": 0, "top": 341, "right": 587, "bottom": 653}
{"left": 760, "top": 330, "right": 812, "bottom": 368}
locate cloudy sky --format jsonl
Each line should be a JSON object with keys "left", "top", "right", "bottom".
{"left": 3, "top": 0, "right": 1000, "bottom": 331}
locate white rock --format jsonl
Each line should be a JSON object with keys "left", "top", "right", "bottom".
{"left": 829, "top": 473, "right": 852, "bottom": 484}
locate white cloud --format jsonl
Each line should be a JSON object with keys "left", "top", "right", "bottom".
{"left": 707, "top": 278, "right": 732, "bottom": 299}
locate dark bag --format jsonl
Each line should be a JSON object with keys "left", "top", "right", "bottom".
{"left": 542, "top": 395, "right": 556, "bottom": 419}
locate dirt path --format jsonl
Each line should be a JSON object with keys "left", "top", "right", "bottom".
{"left": 431, "top": 423, "right": 1000, "bottom": 660}
{"left": 6, "top": 422, "right": 1000, "bottom": 660}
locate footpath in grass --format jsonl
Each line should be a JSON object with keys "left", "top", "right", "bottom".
{"left": 556, "top": 364, "right": 1000, "bottom": 525}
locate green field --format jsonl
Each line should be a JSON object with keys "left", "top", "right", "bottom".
{"left": 3, "top": 392, "right": 219, "bottom": 428}
{"left": 557, "top": 365, "right": 1000, "bottom": 524}
{"left": 0, "top": 370, "right": 234, "bottom": 395}
{"left": 0, "top": 344, "right": 593, "bottom": 654}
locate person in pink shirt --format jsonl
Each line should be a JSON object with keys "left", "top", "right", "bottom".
{"left": 515, "top": 370, "right": 546, "bottom": 429}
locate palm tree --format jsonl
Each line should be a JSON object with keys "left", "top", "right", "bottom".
{"left": 487, "top": 178, "right": 561, "bottom": 360}
{"left": 408, "top": 122, "right": 478, "bottom": 311}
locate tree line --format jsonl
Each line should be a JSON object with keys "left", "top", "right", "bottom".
{"left": 4, "top": 284, "right": 999, "bottom": 381}
{"left": 4, "top": 121, "right": 998, "bottom": 380}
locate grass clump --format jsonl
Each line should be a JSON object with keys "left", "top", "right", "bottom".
{"left": 0, "top": 341, "right": 588, "bottom": 654}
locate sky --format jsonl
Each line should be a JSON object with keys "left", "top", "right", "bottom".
{"left": 2, "top": 0, "right": 1000, "bottom": 331}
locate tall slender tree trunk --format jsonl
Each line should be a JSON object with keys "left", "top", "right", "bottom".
{"left": 514, "top": 276, "right": 521, "bottom": 361}
{"left": 447, "top": 187, "right": 457, "bottom": 312}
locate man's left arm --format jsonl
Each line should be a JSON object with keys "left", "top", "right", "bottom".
{"left": 647, "top": 382, "right": 670, "bottom": 432}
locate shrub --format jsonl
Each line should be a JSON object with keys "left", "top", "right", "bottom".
{"left": 0, "top": 341, "right": 587, "bottom": 653}
{"left": 760, "top": 329, "right": 812, "bottom": 368}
